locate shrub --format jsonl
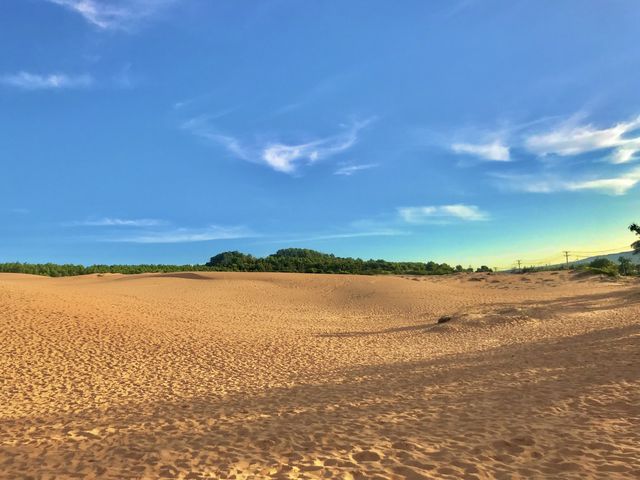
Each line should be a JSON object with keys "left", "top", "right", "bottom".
{"left": 587, "top": 258, "right": 619, "bottom": 277}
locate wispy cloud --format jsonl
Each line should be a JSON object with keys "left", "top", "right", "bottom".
{"left": 262, "top": 229, "right": 406, "bottom": 245}
{"left": 261, "top": 120, "right": 373, "bottom": 174}
{"left": 334, "top": 163, "right": 377, "bottom": 176}
{"left": 451, "top": 140, "right": 510, "bottom": 161}
{"left": 173, "top": 93, "right": 227, "bottom": 111}
{"left": 1, "top": 72, "right": 93, "bottom": 90}
{"left": 261, "top": 204, "right": 490, "bottom": 247}
{"left": 569, "top": 175, "right": 640, "bottom": 195}
{"left": 447, "top": 113, "right": 640, "bottom": 197}
{"left": 66, "top": 216, "right": 255, "bottom": 243}
{"left": 67, "top": 217, "right": 166, "bottom": 227}
{"left": 398, "top": 204, "right": 489, "bottom": 223}
{"left": 525, "top": 116, "right": 640, "bottom": 164}
{"left": 494, "top": 166, "right": 640, "bottom": 196}
{"left": 45, "top": 0, "right": 178, "bottom": 30}
{"left": 447, "top": 114, "right": 640, "bottom": 165}
{"left": 183, "top": 117, "right": 375, "bottom": 174}
{"left": 6, "top": 208, "right": 30, "bottom": 215}
{"left": 182, "top": 117, "right": 252, "bottom": 161}
{"left": 112, "top": 225, "right": 254, "bottom": 244}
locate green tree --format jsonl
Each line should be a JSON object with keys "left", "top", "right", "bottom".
{"left": 206, "top": 251, "right": 256, "bottom": 269}
{"left": 618, "top": 256, "right": 634, "bottom": 276}
{"left": 630, "top": 223, "right": 640, "bottom": 254}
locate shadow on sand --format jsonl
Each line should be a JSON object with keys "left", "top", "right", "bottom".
{"left": 2, "top": 317, "right": 639, "bottom": 479}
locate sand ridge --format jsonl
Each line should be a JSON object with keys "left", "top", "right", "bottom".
{"left": 1, "top": 271, "right": 639, "bottom": 479}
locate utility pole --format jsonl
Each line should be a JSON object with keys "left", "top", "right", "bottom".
{"left": 563, "top": 251, "right": 570, "bottom": 266}
{"left": 516, "top": 260, "right": 522, "bottom": 271}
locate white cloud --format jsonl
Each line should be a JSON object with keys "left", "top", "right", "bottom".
{"left": 112, "top": 225, "right": 254, "bottom": 243}
{"left": 0, "top": 72, "right": 93, "bottom": 90}
{"left": 525, "top": 116, "right": 640, "bottom": 164}
{"left": 262, "top": 144, "right": 314, "bottom": 174}
{"left": 448, "top": 115, "right": 640, "bottom": 167}
{"left": 45, "top": 0, "right": 177, "bottom": 30}
{"left": 567, "top": 170, "right": 640, "bottom": 195}
{"left": 451, "top": 140, "right": 510, "bottom": 161}
{"left": 261, "top": 121, "right": 371, "bottom": 173}
{"left": 398, "top": 204, "right": 489, "bottom": 223}
{"left": 494, "top": 167, "right": 640, "bottom": 196}
{"left": 183, "top": 117, "right": 374, "bottom": 174}
{"left": 334, "top": 164, "right": 377, "bottom": 176}
{"left": 68, "top": 217, "right": 166, "bottom": 227}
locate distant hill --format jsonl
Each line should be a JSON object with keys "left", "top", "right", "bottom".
{"left": 511, "top": 250, "right": 639, "bottom": 272}
{"left": 571, "top": 251, "right": 640, "bottom": 266}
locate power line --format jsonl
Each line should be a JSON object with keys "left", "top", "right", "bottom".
{"left": 502, "top": 245, "right": 635, "bottom": 271}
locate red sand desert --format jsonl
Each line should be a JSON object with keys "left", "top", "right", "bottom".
{"left": 1, "top": 271, "right": 639, "bottom": 479}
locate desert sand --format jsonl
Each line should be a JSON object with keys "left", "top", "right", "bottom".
{"left": 1, "top": 270, "right": 639, "bottom": 479}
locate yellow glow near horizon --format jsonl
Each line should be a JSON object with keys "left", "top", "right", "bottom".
{"left": 447, "top": 230, "right": 637, "bottom": 270}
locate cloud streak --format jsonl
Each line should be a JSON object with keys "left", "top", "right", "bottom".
{"left": 45, "top": 0, "right": 177, "bottom": 30}
{"left": 110, "top": 225, "right": 255, "bottom": 244}
{"left": 67, "top": 217, "right": 166, "bottom": 227}
{"left": 264, "top": 229, "right": 406, "bottom": 245}
{"left": 451, "top": 140, "right": 510, "bottom": 161}
{"left": 1, "top": 72, "right": 93, "bottom": 90}
{"left": 525, "top": 116, "right": 640, "bottom": 164}
{"left": 183, "top": 117, "right": 374, "bottom": 174}
{"left": 334, "top": 163, "right": 377, "bottom": 176}
{"left": 449, "top": 115, "right": 640, "bottom": 166}
{"left": 398, "top": 204, "right": 489, "bottom": 223}
{"left": 494, "top": 166, "right": 640, "bottom": 196}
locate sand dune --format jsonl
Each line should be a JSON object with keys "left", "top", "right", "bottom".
{"left": 1, "top": 271, "right": 639, "bottom": 479}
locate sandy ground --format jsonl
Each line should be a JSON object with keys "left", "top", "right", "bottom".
{"left": 1, "top": 270, "right": 639, "bottom": 479}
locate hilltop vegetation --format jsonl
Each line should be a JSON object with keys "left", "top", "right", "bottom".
{"left": 205, "top": 248, "right": 468, "bottom": 275}
{"left": 0, "top": 248, "right": 474, "bottom": 278}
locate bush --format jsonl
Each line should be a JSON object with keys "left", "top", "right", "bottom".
{"left": 476, "top": 265, "right": 492, "bottom": 273}
{"left": 586, "top": 258, "right": 619, "bottom": 277}
{"left": 589, "top": 258, "right": 615, "bottom": 269}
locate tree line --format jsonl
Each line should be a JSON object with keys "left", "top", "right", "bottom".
{"left": 0, "top": 262, "right": 210, "bottom": 277}
{"left": 0, "top": 248, "right": 489, "bottom": 278}
{"left": 1, "top": 223, "right": 637, "bottom": 278}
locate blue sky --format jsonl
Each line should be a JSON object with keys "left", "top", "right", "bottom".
{"left": 1, "top": 0, "right": 640, "bottom": 268}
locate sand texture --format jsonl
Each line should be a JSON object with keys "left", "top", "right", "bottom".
{"left": 1, "top": 271, "right": 639, "bottom": 479}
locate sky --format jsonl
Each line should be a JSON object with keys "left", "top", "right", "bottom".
{"left": 1, "top": 0, "right": 640, "bottom": 269}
